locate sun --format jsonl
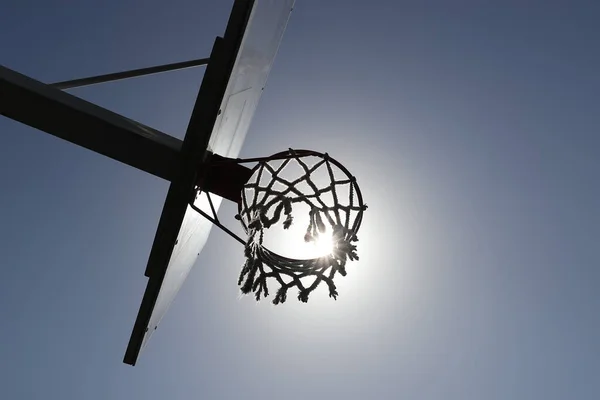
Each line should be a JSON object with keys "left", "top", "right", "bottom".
{"left": 308, "top": 232, "right": 335, "bottom": 258}
{"left": 263, "top": 223, "right": 335, "bottom": 260}
{"left": 284, "top": 229, "right": 335, "bottom": 260}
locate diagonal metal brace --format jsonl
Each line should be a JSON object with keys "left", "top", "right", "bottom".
{"left": 50, "top": 58, "right": 210, "bottom": 90}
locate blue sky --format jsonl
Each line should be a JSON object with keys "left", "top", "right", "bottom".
{"left": 1, "top": 0, "right": 599, "bottom": 398}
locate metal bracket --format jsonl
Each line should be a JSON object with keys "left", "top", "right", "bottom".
{"left": 197, "top": 153, "right": 253, "bottom": 204}
{"left": 189, "top": 191, "right": 246, "bottom": 246}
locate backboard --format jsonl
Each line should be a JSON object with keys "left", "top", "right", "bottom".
{"left": 123, "top": 0, "right": 295, "bottom": 365}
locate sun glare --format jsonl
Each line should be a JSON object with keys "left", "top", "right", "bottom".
{"left": 310, "top": 232, "right": 334, "bottom": 257}
{"left": 264, "top": 224, "right": 335, "bottom": 260}
{"left": 283, "top": 230, "right": 335, "bottom": 259}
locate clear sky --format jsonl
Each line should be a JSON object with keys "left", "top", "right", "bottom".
{"left": 1, "top": 0, "right": 599, "bottom": 399}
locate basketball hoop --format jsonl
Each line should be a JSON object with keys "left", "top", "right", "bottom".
{"left": 191, "top": 149, "right": 367, "bottom": 304}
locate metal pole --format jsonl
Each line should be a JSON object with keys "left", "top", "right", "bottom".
{"left": 50, "top": 57, "right": 210, "bottom": 90}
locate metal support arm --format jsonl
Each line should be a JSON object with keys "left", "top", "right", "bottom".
{"left": 1, "top": 65, "right": 182, "bottom": 181}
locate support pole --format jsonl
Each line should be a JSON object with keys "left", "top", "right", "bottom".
{"left": 1, "top": 65, "right": 182, "bottom": 181}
